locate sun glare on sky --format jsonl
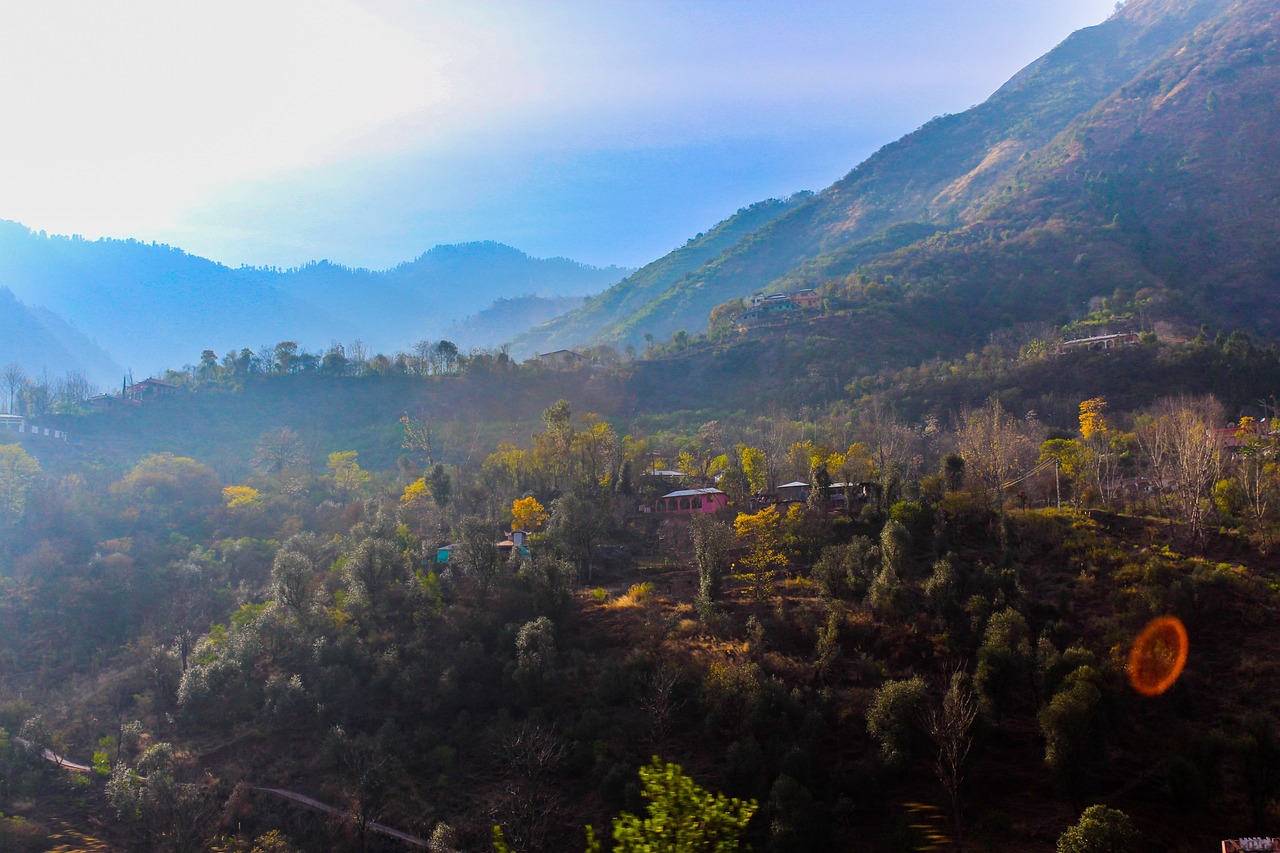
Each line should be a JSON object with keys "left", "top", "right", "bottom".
{"left": 0, "top": 1, "right": 1119, "bottom": 269}
{"left": 0, "top": 1, "right": 450, "bottom": 235}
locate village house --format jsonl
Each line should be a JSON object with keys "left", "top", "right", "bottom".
{"left": 1222, "top": 837, "right": 1280, "bottom": 852}
{"left": 1053, "top": 331, "right": 1140, "bottom": 355}
{"left": 639, "top": 469, "right": 690, "bottom": 495}
{"left": 1208, "top": 418, "right": 1275, "bottom": 454}
{"left": 738, "top": 289, "right": 822, "bottom": 327}
{"left": 653, "top": 488, "right": 728, "bottom": 514}
{"left": 436, "top": 530, "right": 532, "bottom": 564}
{"left": 789, "top": 289, "right": 821, "bottom": 309}
{"left": 124, "top": 377, "right": 178, "bottom": 402}
{"left": 753, "top": 481, "right": 878, "bottom": 512}
{"left": 0, "top": 413, "right": 69, "bottom": 441}
{"left": 775, "top": 481, "right": 810, "bottom": 504}
{"left": 642, "top": 468, "right": 688, "bottom": 482}
{"left": 534, "top": 349, "right": 589, "bottom": 369}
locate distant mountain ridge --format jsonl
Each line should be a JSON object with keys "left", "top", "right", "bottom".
{"left": 445, "top": 294, "right": 587, "bottom": 351}
{"left": 514, "top": 0, "right": 1277, "bottom": 354}
{"left": 0, "top": 286, "right": 120, "bottom": 386}
{"left": 0, "top": 223, "right": 629, "bottom": 376}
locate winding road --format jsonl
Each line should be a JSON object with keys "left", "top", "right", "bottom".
{"left": 253, "top": 787, "right": 427, "bottom": 848}
{"left": 14, "top": 737, "right": 92, "bottom": 773}
{"left": 23, "top": 739, "right": 426, "bottom": 848}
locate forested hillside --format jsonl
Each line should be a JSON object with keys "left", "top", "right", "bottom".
{"left": 5, "top": 328, "right": 1280, "bottom": 850}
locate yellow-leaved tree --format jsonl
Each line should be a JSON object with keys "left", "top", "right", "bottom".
{"left": 1078, "top": 397, "right": 1109, "bottom": 440}
{"left": 511, "top": 496, "right": 549, "bottom": 531}
{"left": 1078, "top": 396, "right": 1127, "bottom": 506}
{"left": 222, "top": 485, "right": 262, "bottom": 510}
{"left": 401, "top": 478, "right": 431, "bottom": 511}
{"left": 0, "top": 443, "right": 40, "bottom": 525}
{"left": 739, "top": 445, "right": 768, "bottom": 495}
{"left": 326, "top": 451, "right": 371, "bottom": 499}
{"left": 733, "top": 507, "right": 786, "bottom": 602}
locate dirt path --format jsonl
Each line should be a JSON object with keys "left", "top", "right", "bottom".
{"left": 22, "top": 739, "right": 427, "bottom": 849}
{"left": 14, "top": 736, "right": 92, "bottom": 773}
{"left": 252, "top": 788, "right": 427, "bottom": 848}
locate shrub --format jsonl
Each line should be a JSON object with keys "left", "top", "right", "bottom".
{"left": 812, "top": 536, "right": 878, "bottom": 599}
{"left": 1039, "top": 666, "right": 1104, "bottom": 797}
{"left": 610, "top": 583, "right": 655, "bottom": 609}
{"left": 1056, "top": 805, "right": 1138, "bottom": 853}
{"left": 974, "top": 608, "right": 1032, "bottom": 719}
{"left": 610, "top": 757, "right": 758, "bottom": 852}
{"left": 866, "top": 676, "right": 927, "bottom": 766}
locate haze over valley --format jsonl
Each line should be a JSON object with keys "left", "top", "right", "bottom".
{"left": 6, "top": 2, "right": 1280, "bottom": 851}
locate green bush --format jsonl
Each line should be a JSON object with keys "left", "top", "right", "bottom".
{"left": 866, "top": 676, "right": 927, "bottom": 766}
{"left": 1056, "top": 805, "right": 1138, "bottom": 853}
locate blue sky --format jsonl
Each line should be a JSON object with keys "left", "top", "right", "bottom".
{"left": 0, "top": 1, "right": 1118, "bottom": 270}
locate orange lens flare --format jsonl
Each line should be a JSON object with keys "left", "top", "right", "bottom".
{"left": 1126, "top": 616, "right": 1189, "bottom": 697}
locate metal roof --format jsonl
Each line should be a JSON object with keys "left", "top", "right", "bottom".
{"left": 659, "top": 488, "right": 725, "bottom": 498}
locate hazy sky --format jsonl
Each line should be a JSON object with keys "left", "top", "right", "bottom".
{"left": 0, "top": 1, "right": 1118, "bottom": 270}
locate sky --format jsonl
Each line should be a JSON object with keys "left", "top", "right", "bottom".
{"left": 0, "top": 1, "right": 1119, "bottom": 271}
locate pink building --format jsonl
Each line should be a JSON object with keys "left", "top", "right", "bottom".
{"left": 654, "top": 488, "right": 729, "bottom": 514}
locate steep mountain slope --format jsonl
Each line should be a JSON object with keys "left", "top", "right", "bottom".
{"left": 0, "top": 223, "right": 627, "bottom": 374}
{"left": 508, "top": 195, "right": 810, "bottom": 357}
{"left": 855, "top": 0, "right": 1280, "bottom": 335}
{"left": 524, "top": 0, "right": 1244, "bottom": 352}
{"left": 0, "top": 287, "right": 120, "bottom": 387}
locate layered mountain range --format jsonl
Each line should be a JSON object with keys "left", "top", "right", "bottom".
{"left": 7, "top": 0, "right": 1278, "bottom": 383}
{"left": 514, "top": 0, "right": 1279, "bottom": 355}
{"left": 0, "top": 223, "right": 629, "bottom": 380}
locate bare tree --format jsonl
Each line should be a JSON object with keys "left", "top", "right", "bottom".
{"left": 642, "top": 665, "right": 684, "bottom": 749}
{"left": 1137, "top": 396, "right": 1224, "bottom": 541}
{"left": 252, "top": 427, "right": 306, "bottom": 480}
{"left": 494, "top": 723, "right": 567, "bottom": 853}
{"left": 1230, "top": 424, "right": 1278, "bottom": 551}
{"left": 858, "top": 400, "right": 922, "bottom": 510}
{"left": 18, "top": 374, "right": 52, "bottom": 418}
{"left": 412, "top": 339, "right": 433, "bottom": 376}
{"left": 348, "top": 338, "right": 369, "bottom": 372}
{"left": 954, "top": 398, "right": 1038, "bottom": 513}
{"left": 271, "top": 550, "right": 315, "bottom": 617}
{"left": 255, "top": 343, "right": 277, "bottom": 374}
{"left": 54, "top": 370, "right": 97, "bottom": 411}
{"left": 925, "top": 669, "right": 979, "bottom": 839}
{"left": 327, "top": 726, "right": 394, "bottom": 853}
{"left": 2, "top": 363, "right": 25, "bottom": 414}
{"left": 1084, "top": 433, "right": 1124, "bottom": 508}
{"left": 746, "top": 413, "right": 800, "bottom": 493}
